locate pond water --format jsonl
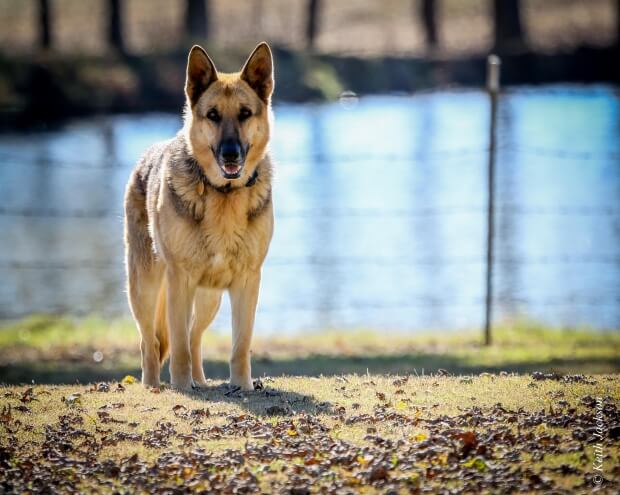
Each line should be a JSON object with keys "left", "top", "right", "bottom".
{"left": 1, "top": 85, "right": 619, "bottom": 333}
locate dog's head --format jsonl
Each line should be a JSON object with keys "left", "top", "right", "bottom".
{"left": 184, "top": 43, "right": 273, "bottom": 185}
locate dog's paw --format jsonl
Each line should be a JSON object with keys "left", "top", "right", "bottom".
{"left": 229, "top": 376, "right": 254, "bottom": 391}
{"left": 141, "top": 378, "right": 160, "bottom": 389}
{"left": 192, "top": 378, "right": 209, "bottom": 390}
{"left": 170, "top": 376, "right": 195, "bottom": 392}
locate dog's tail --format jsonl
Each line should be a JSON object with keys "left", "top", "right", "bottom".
{"left": 154, "top": 278, "right": 169, "bottom": 366}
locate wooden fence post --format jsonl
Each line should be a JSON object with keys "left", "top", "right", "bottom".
{"left": 484, "top": 54, "right": 501, "bottom": 346}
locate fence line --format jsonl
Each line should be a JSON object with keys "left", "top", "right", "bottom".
{"left": 0, "top": 207, "right": 123, "bottom": 219}
{"left": 1, "top": 296, "right": 619, "bottom": 321}
{"left": 1, "top": 145, "right": 617, "bottom": 170}
{"left": 502, "top": 86, "right": 620, "bottom": 97}
{"left": 0, "top": 148, "right": 486, "bottom": 169}
{"left": 501, "top": 146, "right": 620, "bottom": 161}
{"left": 1, "top": 205, "right": 618, "bottom": 220}
{"left": 1, "top": 254, "right": 618, "bottom": 271}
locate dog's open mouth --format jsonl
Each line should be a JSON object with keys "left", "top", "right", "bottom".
{"left": 220, "top": 163, "right": 243, "bottom": 179}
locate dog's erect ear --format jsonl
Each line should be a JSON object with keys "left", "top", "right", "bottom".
{"left": 240, "top": 42, "right": 274, "bottom": 103}
{"left": 185, "top": 45, "right": 218, "bottom": 106}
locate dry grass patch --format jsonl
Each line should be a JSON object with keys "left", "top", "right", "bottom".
{"left": 1, "top": 373, "right": 619, "bottom": 493}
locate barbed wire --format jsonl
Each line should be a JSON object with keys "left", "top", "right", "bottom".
{"left": 0, "top": 154, "right": 131, "bottom": 169}
{"left": 0, "top": 148, "right": 485, "bottom": 169}
{"left": 1, "top": 143, "right": 618, "bottom": 170}
{"left": 0, "top": 207, "right": 123, "bottom": 219}
{"left": 502, "top": 86, "right": 620, "bottom": 98}
{"left": 281, "top": 206, "right": 620, "bottom": 218}
{"left": 0, "top": 205, "right": 618, "bottom": 219}
{"left": 500, "top": 145, "right": 620, "bottom": 161}
{"left": 252, "top": 296, "right": 620, "bottom": 312}
{"left": 1, "top": 254, "right": 618, "bottom": 271}
{"left": 1, "top": 295, "right": 619, "bottom": 321}
{"left": 261, "top": 296, "right": 620, "bottom": 312}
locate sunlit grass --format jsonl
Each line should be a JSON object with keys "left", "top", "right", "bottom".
{"left": 1, "top": 314, "right": 618, "bottom": 353}
{"left": 1, "top": 317, "right": 618, "bottom": 491}
{"left": 1, "top": 375, "right": 618, "bottom": 492}
{"left": 0, "top": 316, "right": 619, "bottom": 384}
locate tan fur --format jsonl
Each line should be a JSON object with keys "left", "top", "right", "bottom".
{"left": 124, "top": 43, "right": 275, "bottom": 391}
{"left": 154, "top": 277, "right": 168, "bottom": 366}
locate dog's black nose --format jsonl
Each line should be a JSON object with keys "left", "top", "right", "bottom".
{"left": 219, "top": 140, "right": 242, "bottom": 162}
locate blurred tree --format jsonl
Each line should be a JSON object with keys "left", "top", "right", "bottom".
{"left": 38, "top": 0, "right": 51, "bottom": 49}
{"left": 617, "top": 0, "right": 620, "bottom": 48}
{"left": 307, "top": 0, "right": 321, "bottom": 49}
{"left": 493, "top": 0, "right": 524, "bottom": 52}
{"left": 185, "top": 0, "right": 210, "bottom": 40}
{"left": 108, "top": 0, "right": 124, "bottom": 54}
{"left": 419, "top": 0, "right": 437, "bottom": 49}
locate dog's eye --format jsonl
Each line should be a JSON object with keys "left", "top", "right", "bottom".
{"left": 238, "top": 107, "right": 252, "bottom": 122}
{"left": 206, "top": 108, "right": 221, "bottom": 122}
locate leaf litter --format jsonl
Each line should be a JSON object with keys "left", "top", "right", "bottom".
{"left": 0, "top": 373, "right": 618, "bottom": 493}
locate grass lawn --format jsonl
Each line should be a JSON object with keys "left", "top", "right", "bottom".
{"left": 0, "top": 316, "right": 619, "bottom": 493}
{"left": 0, "top": 316, "right": 619, "bottom": 384}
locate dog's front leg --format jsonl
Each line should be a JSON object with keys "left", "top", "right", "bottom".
{"left": 166, "top": 268, "right": 196, "bottom": 391}
{"left": 229, "top": 271, "right": 261, "bottom": 391}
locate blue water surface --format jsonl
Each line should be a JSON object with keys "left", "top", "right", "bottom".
{"left": 0, "top": 84, "right": 618, "bottom": 333}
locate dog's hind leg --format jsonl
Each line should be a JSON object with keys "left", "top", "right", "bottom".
{"left": 125, "top": 174, "right": 165, "bottom": 388}
{"left": 127, "top": 258, "right": 164, "bottom": 388}
{"left": 190, "top": 288, "right": 222, "bottom": 386}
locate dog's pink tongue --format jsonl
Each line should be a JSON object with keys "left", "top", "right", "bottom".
{"left": 225, "top": 164, "right": 240, "bottom": 174}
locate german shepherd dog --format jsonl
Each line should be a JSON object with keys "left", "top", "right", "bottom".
{"left": 124, "top": 43, "right": 274, "bottom": 391}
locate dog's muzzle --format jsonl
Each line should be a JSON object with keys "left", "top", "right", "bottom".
{"left": 217, "top": 139, "right": 246, "bottom": 179}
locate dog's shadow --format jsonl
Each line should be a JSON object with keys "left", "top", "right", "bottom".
{"left": 180, "top": 380, "right": 334, "bottom": 417}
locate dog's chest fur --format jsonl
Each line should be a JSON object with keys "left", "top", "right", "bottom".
{"left": 144, "top": 136, "right": 273, "bottom": 289}
{"left": 169, "top": 187, "right": 272, "bottom": 288}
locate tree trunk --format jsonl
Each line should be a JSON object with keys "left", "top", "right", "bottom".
{"left": 493, "top": 0, "right": 524, "bottom": 52}
{"left": 420, "top": 0, "right": 437, "bottom": 48}
{"left": 617, "top": 0, "right": 620, "bottom": 48}
{"left": 38, "top": 0, "right": 51, "bottom": 49}
{"left": 185, "top": 0, "right": 209, "bottom": 40}
{"left": 108, "top": 0, "right": 124, "bottom": 53}
{"left": 306, "top": 0, "right": 320, "bottom": 49}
